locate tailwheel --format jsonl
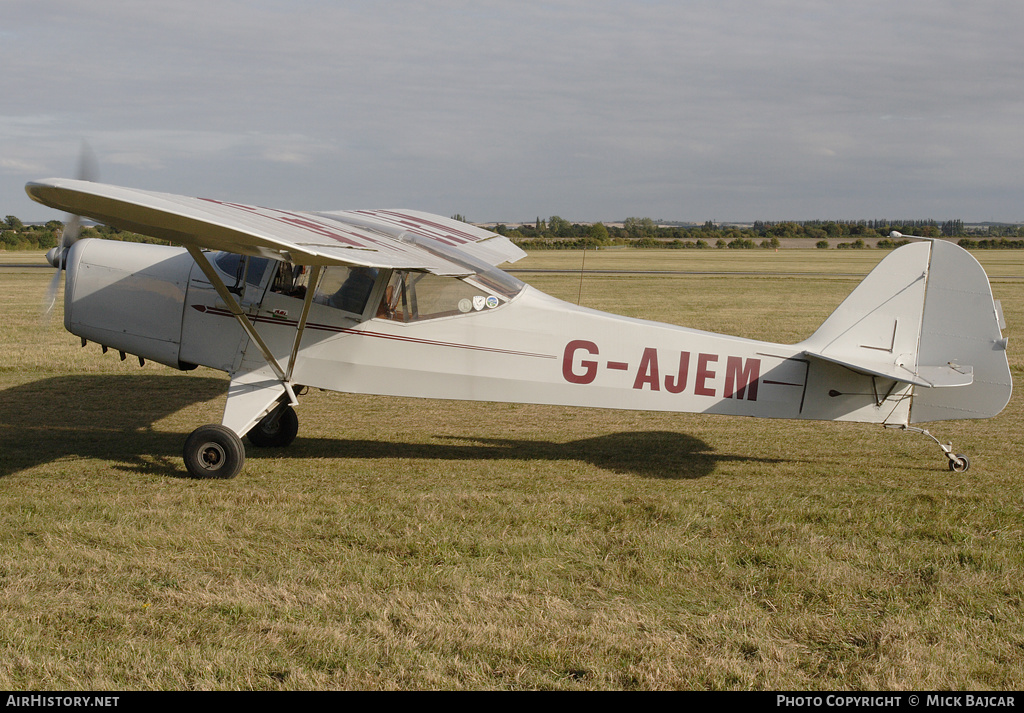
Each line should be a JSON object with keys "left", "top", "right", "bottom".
{"left": 885, "top": 424, "right": 970, "bottom": 472}
{"left": 948, "top": 453, "right": 970, "bottom": 473}
{"left": 184, "top": 424, "right": 245, "bottom": 479}
{"left": 246, "top": 405, "right": 299, "bottom": 448}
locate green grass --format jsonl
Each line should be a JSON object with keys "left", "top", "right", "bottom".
{"left": 0, "top": 251, "right": 51, "bottom": 265}
{"left": 1, "top": 250, "right": 1022, "bottom": 690}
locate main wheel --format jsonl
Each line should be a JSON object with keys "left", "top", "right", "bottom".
{"left": 246, "top": 405, "right": 299, "bottom": 448}
{"left": 184, "top": 425, "right": 245, "bottom": 479}
{"left": 948, "top": 454, "right": 970, "bottom": 473}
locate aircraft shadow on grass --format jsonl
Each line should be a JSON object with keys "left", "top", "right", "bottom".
{"left": 293, "top": 433, "right": 783, "bottom": 480}
{"left": 0, "top": 374, "right": 227, "bottom": 479}
{"left": 0, "top": 375, "right": 782, "bottom": 480}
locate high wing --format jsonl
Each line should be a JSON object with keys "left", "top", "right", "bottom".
{"left": 25, "top": 178, "right": 525, "bottom": 275}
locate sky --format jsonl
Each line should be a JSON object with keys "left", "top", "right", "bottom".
{"left": 3, "top": 0, "right": 1023, "bottom": 224}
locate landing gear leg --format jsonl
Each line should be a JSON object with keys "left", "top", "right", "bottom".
{"left": 885, "top": 424, "right": 970, "bottom": 472}
{"left": 246, "top": 404, "right": 299, "bottom": 448}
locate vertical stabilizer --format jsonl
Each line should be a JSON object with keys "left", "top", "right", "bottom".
{"left": 910, "top": 240, "right": 1011, "bottom": 422}
{"left": 801, "top": 242, "right": 931, "bottom": 385}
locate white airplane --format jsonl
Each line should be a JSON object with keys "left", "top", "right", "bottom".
{"left": 26, "top": 178, "right": 1011, "bottom": 479}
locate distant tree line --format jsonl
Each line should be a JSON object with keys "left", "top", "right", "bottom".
{"left": 956, "top": 237, "right": 1024, "bottom": 249}
{"left": 1, "top": 216, "right": 64, "bottom": 250}
{"left": 3, "top": 213, "right": 1023, "bottom": 252}
{"left": 1, "top": 215, "right": 167, "bottom": 250}
{"left": 497, "top": 216, "right": 1024, "bottom": 250}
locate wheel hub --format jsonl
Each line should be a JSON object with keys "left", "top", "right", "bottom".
{"left": 200, "top": 442, "right": 226, "bottom": 470}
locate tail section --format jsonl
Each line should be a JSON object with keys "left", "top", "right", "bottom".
{"left": 800, "top": 239, "right": 1011, "bottom": 424}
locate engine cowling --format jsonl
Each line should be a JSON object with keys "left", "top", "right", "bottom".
{"left": 63, "top": 239, "right": 193, "bottom": 369}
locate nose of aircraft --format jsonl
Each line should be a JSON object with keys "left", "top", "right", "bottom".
{"left": 62, "top": 239, "right": 195, "bottom": 370}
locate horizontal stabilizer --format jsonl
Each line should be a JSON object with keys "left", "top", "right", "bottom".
{"left": 915, "top": 364, "right": 974, "bottom": 388}
{"left": 804, "top": 350, "right": 973, "bottom": 388}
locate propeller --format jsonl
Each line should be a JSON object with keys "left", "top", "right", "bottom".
{"left": 42, "top": 144, "right": 98, "bottom": 317}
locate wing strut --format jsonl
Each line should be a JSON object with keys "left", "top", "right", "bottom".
{"left": 185, "top": 246, "right": 290, "bottom": 382}
{"left": 187, "top": 247, "right": 326, "bottom": 437}
{"left": 285, "top": 265, "right": 322, "bottom": 383}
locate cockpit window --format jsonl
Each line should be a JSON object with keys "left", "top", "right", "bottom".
{"left": 313, "top": 266, "right": 379, "bottom": 316}
{"left": 271, "top": 262, "right": 311, "bottom": 298}
{"left": 252, "top": 252, "right": 525, "bottom": 325}
{"left": 379, "top": 271, "right": 506, "bottom": 323}
{"left": 214, "top": 252, "right": 271, "bottom": 288}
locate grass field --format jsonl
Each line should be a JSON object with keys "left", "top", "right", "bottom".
{"left": 1, "top": 248, "right": 1022, "bottom": 690}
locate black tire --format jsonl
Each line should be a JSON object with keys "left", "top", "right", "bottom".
{"left": 246, "top": 405, "right": 299, "bottom": 448}
{"left": 948, "top": 454, "right": 970, "bottom": 473}
{"left": 184, "top": 425, "right": 245, "bottom": 479}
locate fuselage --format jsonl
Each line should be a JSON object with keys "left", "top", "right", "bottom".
{"left": 62, "top": 238, "right": 912, "bottom": 426}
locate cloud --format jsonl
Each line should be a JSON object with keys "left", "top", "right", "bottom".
{"left": 0, "top": 158, "right": 45, "bottom": 173}
{"left": 4, "top": 1, "right": 1024, "bottom": 221}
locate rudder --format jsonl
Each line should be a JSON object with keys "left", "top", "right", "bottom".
{"left": 910, "top": 239, "right": 1011, "bottom": 422}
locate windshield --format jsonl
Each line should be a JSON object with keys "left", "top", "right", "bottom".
{"left": 379, "top": 271, "right": 513, "bottom": 323}
{"left": 403, "top": 233, "right": 526, "bottom": 299}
